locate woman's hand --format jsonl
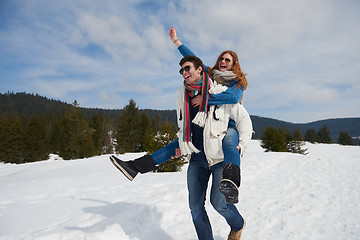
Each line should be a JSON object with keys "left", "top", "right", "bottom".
{"left": 191, "top": 95, "right": 202, "bottom": 107}
{"left": 171, "top": 148, "right": 182, "bottom": 159}
{"left": 169, "top": 26, "right": 182, "bottom": 47}
{"left": 236, "top": 145, "right": 241, "bottom": 153}
{"left": 169, "top": 26, "right": 177, "bottom": 42}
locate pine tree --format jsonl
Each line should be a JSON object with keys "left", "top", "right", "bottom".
{"left": 337, "top": 130, "right": 354, "bottom": 146}
{"left": 261, "top": 126, "right": 288, "bottom": 152}
{"left": 48, "top": 112, "right": 65, "bottom": 154}
{"left": 0, "top": 113, "right": 26, "bottom": 163}
{"left": 288, "top": 130, "right": 308, "bottom": 154}
{"left": 59, "top": 101, "right": 95, "bottom": 159}
{"left": 103, "top": 116, "right": 115, "bottom": 154}
{"left": 284, "top": 129, "right": 293, "bottom": 145}
{"left": 151, "top": 112, "right": 162, "bottom": 134}
{"left": 139, "top": 111, "right": 155, "bottom": 152}
{"left": 0, "top": 116, "right": 8, "bottom": 162}
{"left": 116, "top": 99, "right": 141, "bottom": 153}
{"left": 89, "top": 111, "right": 106, "bottom": 155}
{"left": 152, "top": 120, "right": 177, "bottom": 150}
{"left": 24, "top": 114, "right": 49, "bottom": 162}
{"left": 154, "top": 120, "right": 187, "bottom": 172}
{"left": 317, "top": 125, "right": 332, "bottom": 143}
{"left": 305, "top": 128, "right": 318, "bottom": 143}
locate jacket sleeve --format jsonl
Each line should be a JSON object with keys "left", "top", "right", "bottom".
{"left": 230, "top": 104, "right": 253, "bottom": 156}
{"left": 208, "top": 84, "right": 243, "bottom": 105}
{"left": 178, "top": 44, "right": 210, "bottom": 71}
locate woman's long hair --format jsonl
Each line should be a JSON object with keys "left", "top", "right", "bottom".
{"left": 209, "top": 50, "right": 247, "bottom": 90}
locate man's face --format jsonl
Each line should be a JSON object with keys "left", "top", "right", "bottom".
{"left": 180, "top": 61, "right": 202, "bottom": 85}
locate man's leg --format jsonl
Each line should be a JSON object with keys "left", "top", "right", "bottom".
{"left": 210, "top": 162, "right": 244, "bottom": 232}
{"left": 187, "top": 159, "right": 213, "bottom": 240}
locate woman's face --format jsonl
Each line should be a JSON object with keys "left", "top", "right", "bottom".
{"left": 218, "top": 53, "right": 234, "bottom": 71}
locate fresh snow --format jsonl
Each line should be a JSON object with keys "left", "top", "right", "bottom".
{"left": 1, "top": 140, "right": 359, "bottom": 240}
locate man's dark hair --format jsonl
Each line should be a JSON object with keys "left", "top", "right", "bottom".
{"left": 179, "top": 55, "right": 204, "bottom": 74}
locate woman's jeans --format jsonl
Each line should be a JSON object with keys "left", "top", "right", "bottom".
{"left": 187, "top": 158, "right": 244, "bottom": 240}
{"left": 151, "top": 138, "right": 179, "bottom": 165}
{"left": 151, "top": 125, "right": 241, "bottom": 167}
{"left": 222, "top": 125, "right": 241, "bottom": 167}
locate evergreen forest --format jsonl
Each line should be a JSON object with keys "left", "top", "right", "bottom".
{"left": 1, "top": 92, "right": 359, "bottom": 165}
{"left": 0, "top": 93, "right": 181, "bottom": 168}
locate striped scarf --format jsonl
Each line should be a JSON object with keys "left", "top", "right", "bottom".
{"left": 182, "top": 72, "right": 210, "bottom": 143}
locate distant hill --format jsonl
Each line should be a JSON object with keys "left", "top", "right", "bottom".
{"left": 1, "top": 92, "right": 359, "bottom": 142}
{"left": 0, "top": 92, "right": 176, "bottom": 123}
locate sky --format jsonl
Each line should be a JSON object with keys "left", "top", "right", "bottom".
{"left": 0, "top": 0, "right": 359, "bottom": 123}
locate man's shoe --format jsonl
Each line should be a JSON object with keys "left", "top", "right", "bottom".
{"left": 228, "top": 221, "right": 245, "bottom": 240}
{"left": 110, "top": 155, "right": 138, "bottom": 181}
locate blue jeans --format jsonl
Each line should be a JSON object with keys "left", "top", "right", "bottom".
{"left": 187, "top": 158, "right": 244, "bottom": 240}
{"left": 222, "top": 125, "right": 241, "bottom": 167}
{"left": 151, "top": 126, "right": 241, "bottom": 167}
{"left": 151, "top": 138, "right": 179, "bottom": 165}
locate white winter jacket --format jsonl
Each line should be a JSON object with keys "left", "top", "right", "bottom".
{"left": 175, "top": 81, "right": 253, "bottom": 166}
{"left": 175, "top": 86, "right": 201, "bottom": 155}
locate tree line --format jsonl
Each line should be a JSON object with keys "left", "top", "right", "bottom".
{"left": 1, "top": 100, "right": 110, "bottom": 163}
{"left": 261, "top": 125, "right": 355, "bottom": 154}
{"left": 1, "top": 96, "right": 356, "bottom": 165}
{"left": 0, "top": 99, "right": 186, "bottom": 171}
{"left": 2, "top": 92, "right": 359, "bottom": 143}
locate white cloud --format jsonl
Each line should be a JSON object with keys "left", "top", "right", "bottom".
{"left": 135, "top": 84, "right": 158, "bottom": 94}
{"left": 1, "top": 0, "right": 359, "bottom": 122}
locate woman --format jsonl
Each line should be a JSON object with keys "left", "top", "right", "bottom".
{"left": 170, "top": 26, "right": 247, "bottom": 159}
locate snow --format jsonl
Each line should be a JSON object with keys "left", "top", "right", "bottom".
{"left": 1, "top": 141, "right": 360, "bottom": 240}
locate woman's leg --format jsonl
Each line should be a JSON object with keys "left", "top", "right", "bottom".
{"left": 222, "top": 125, "right": 241, "bottom": 167}
{"left": 110, "top": 138, "right": 179, "bottom": 181}
{"left": 151, "top": 138, "right": 179, "bottom": 165}
{"left": 220, "top": 126, "right": 242, "bottom": 203}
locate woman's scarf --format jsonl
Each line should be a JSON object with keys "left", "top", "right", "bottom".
{"left": 212, "top": 69, "right": 236, "bottom": 85}
{"left": 212, "top": 69, "right": 244, "bottom": 104}
{"left": 182, "top": 72, "right": 210, "bottom": 144}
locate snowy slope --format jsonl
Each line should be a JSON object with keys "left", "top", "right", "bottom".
{"left": 0, "top": 141, "right": 359, "bottom": 240}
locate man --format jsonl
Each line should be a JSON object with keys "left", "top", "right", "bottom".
{"left": 110, "top": 55, "right": 246, "bottom": 240}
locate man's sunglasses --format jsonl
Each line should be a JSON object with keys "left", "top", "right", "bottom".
{"left": 179, "top": 65, "right": 191, "bottom": 75}
{"left": 220, "top": 57, "right": 231, "bottom": 63}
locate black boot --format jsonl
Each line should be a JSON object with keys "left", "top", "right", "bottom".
{"left": 110, "top": 155, "right": 156, "bottom": 181}
{"left": 219, "top": 162, "right": 241, "bottom": 204}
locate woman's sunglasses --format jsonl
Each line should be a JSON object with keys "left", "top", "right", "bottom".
{"left": 179, "top": 65, "right": 191, "bottom": 75}
{"left": 220, "top": 57, "right": 231, "bottom": 63}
